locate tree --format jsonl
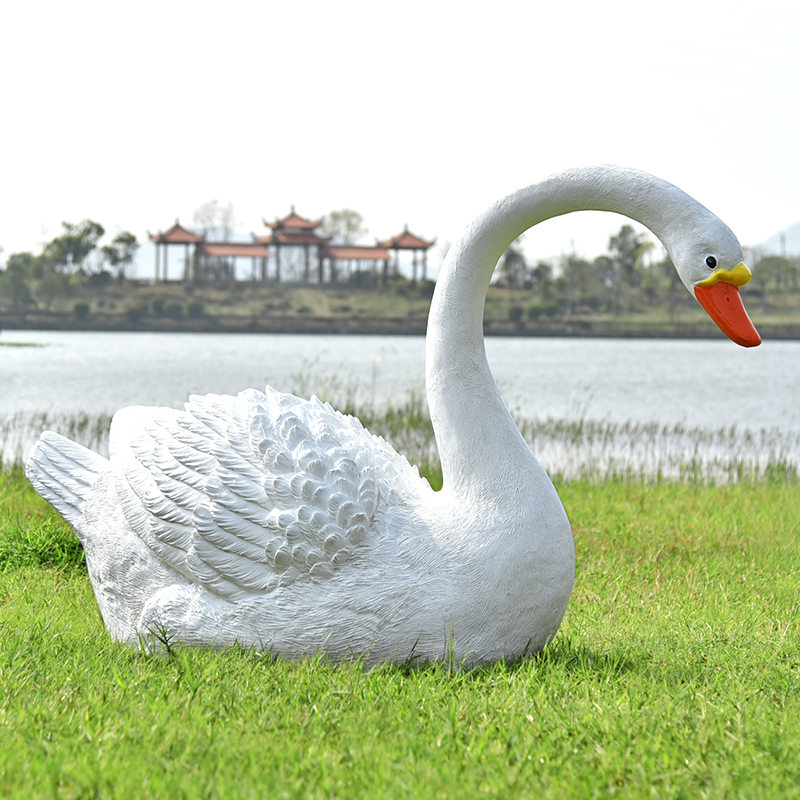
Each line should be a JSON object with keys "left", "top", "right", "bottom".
{"left": 101, "top": 231, "right": 139, "bottom": 279}
{"left": 556, "top": 255, "right": 601, "bottom": 317}
{"left": 193, "top": 201, "right": 236, "bottom": 281}
{"left": 43, "top": 220, "right": 105, "bottom": 273}
{"left": 5, "top": 252, "right": 35, "bottom": 276}
{"left": 499, "top": 245, "right": 528, "bottom": 288}
{"left": 36, "top": 271, "right": 71, "bottom": 309}
{"left": 607, "top": 224, "right": 652, "bottom": 315}
{"left": 651, "top": 255, "right": 683, "bottom": 320}
{"left": 193, "top": 200, "right": 236, "bottom": 242}
{"left": 755, "top": 255, "right": 795, "bottom": 291}
{"left": 752, "top": 255, "right": 797, "bottom": 311}
{"left": 321, "top": 209, "right": 367, "bottom": 245}
{"left": 609, "top": 224, "right": 649, "bottom": 285}
{"left": 530, "top": 261, "right": 555, "bottom": 298}
{"left": 0, "top": 257, "right": 35, "bottom": 312}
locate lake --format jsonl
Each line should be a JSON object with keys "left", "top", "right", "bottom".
{"left": 2, "top": 330, "right": 798, "bottom": 478}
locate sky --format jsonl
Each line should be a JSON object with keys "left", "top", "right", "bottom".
{"left": 1, "top": 0, "right": 799, "bottom": 279}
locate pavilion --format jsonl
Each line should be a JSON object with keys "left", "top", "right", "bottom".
{"left": 378, "top": 227, "right": 437, "bottom": 282}
{"left": 148, "top": 221, "right": 203, "bottom": 281}
{"left": 148, "top": 209, "right": 434, "bottom": 284}
{"left": 253, "top": 207, "right": 332, "bottom": 283}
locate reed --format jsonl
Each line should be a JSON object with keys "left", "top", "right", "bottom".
{"left": 2, "top": 391, "right": 798, "bottom": 484}
{"left": 0, "top": 410, "right": 113, "bottom": 470}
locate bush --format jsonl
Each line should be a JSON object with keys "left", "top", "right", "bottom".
{"left": 508, "top": 305, "right": 524, "bottom": 323}
{"left": 164, "top": 302, "right": 183, "bottom": 319}
{"left": 125, "top": 305, "right": 146, "bottom": 322}
{"left": 73, "top": 302, "right": 90, "bottom": 319}
{"left": 86, "top": 271, "right": 112, "bottom": 290}
{"left": 417, "top": 278, "right": 436, "bottom": 299}
{"left": 35, "top": 272, "right": 70, "bottom": 308}
{"left": 186, "top": 301, "right": 204, "bottom": 318}
{"left": 528, "top": 303, "right": 560, "bottom": 319}
{"left": 150, "top": 298, "right": 165, "bottom": 316}
{"left": 348, "top": 270, "right": 378, "bottom": 289}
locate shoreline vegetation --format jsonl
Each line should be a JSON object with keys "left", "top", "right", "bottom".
{"left": 3, "top": 216, "right": 799, "bottom": 339}
{"left": 3, "top": 392, "right": 798, "bottom": 484}
{"left": 2, "top": 278, "right": 799, "bottom": 339}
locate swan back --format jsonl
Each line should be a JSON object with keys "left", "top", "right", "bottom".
{"left": 108, "top": 388, "right": 430, "bottom": 603}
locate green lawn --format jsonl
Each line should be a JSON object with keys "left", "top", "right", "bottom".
{"left": 1, "top": 467, "right": 799, "bottom": 799}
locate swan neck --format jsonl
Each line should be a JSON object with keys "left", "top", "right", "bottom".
{"left": 426, "top": 166, "right": 698, "bottom": 495}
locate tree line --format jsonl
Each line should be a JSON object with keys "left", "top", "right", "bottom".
{"left": 1, "top": 207, "right": 798, "bottom": 320}
{"left": 496, "top": 225, "right": 799, "bottom": 319}
{"left": 0, "top": 220, "right": 139, "bottom": 312}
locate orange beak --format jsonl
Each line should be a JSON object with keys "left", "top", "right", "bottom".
{"left": 694, "top": 264, "right": 761, "bottom": 348}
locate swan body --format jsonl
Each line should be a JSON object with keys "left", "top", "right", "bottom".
{"left": 26, "top": 166, "right": 760, "bottom": 666}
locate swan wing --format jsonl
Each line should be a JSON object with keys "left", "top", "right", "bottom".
{"left": 109, "top": 387, "right": 429, "bottom": 602}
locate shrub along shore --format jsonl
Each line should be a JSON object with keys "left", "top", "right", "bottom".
{"left": 2, "top": 277, "right": 799, "bottom": 339}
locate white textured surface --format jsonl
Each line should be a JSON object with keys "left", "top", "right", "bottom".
{"left": 26, "top": 166, "right": 749, "bottom": 665}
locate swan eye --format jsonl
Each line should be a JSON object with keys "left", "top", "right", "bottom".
{"left": 705, "top": 256, "right": 717, "bottom": 270}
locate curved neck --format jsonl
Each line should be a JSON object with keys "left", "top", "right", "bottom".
{"left": 425, "top": 166, "right": 702, "bottom": 496}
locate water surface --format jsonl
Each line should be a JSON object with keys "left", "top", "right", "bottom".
{"left": 2, "top": 330, "right": 797, "bottom": 433}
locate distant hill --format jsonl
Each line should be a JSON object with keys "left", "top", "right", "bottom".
{"left": 759, "top": 222, "right": 800, "bottom": 256}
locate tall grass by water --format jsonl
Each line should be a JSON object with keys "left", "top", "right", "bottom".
{"left": 3, "top": 384, "right": 797, "bottom": 484}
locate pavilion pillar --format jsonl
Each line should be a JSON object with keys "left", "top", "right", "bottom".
{"left": 155, "top": 243, "right": 160, "bottom": 282}
{"left": 164, "top": 246, "right": 169, "bottom": 282}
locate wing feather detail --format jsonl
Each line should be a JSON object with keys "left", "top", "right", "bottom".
{"left": 108, "top": 388, "right": 429, "bottom": 602}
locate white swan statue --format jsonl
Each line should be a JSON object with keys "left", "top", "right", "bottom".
{"left": 25, "top": 166, "right": 761, "bottom": 666}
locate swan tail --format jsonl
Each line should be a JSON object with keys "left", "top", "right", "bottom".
{"left": 25, "top": 432, "right": 108, "bottom": 529}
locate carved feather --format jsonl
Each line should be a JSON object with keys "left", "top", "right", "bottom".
{"left": 106, "top": 387, "right": 428, "bottom": 602}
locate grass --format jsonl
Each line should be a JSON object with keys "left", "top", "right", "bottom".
{"left": 1, "top": 403, "right": 799, "bottom": 798}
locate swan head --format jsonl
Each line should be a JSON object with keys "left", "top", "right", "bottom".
{"left": 667, "top": 215, "right": 761, "bottom": 348}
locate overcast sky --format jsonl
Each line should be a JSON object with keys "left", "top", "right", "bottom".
{"left": 1, "top": 0, "right": 798, "bottom": 278}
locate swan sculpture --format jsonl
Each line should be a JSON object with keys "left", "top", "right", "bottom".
{"left": 26, "top": 166, "right": 761, "bottom": 666}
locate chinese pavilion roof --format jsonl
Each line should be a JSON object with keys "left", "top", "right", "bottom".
{"left": 149, "top": 220, "right": 204, "bottom": 244}
{"left": 326, "top": 245, "right": 391, "bottom": 261}
{"left": 265, "top": 206, "right": 323, "bottom": 231}
{"left": 253, "top": 231, "right": 331, "bottom": 246}
{"left": 378, "top": 227, "right": 435, "bottom": 250}
{"left": 197, "top": 242, "right": 270, "bottom": 258}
